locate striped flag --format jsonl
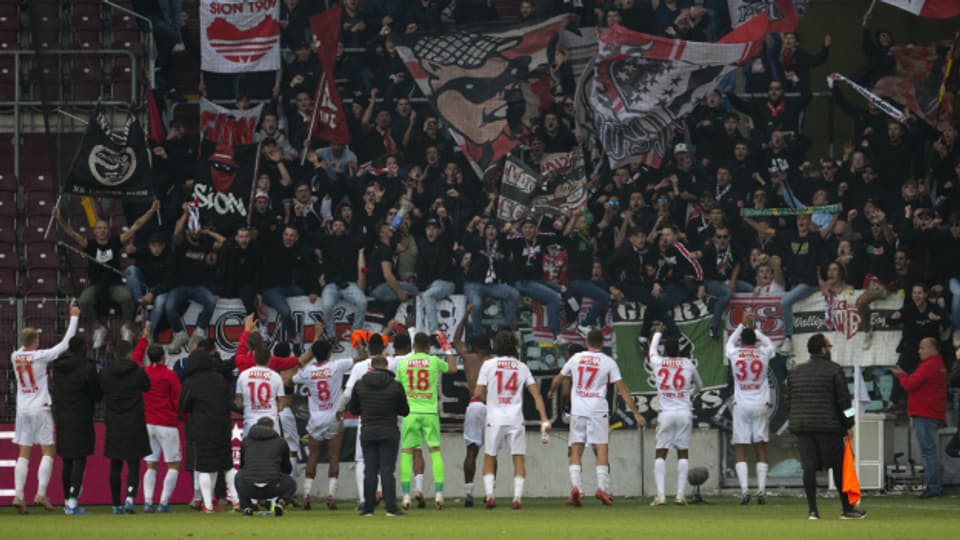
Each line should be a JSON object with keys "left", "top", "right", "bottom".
{"left": 880, "top": 0, "right": 960, "bottom": 19}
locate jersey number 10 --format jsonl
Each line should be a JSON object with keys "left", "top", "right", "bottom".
{"left": 247, "top": 381, "right": 272, "bottom": 406}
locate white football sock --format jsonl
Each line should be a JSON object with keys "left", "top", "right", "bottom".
{"left": 596, "top": 465, "right": 610, "bottom": 493}
{"left": 355, "top": 462, "right": 365, "bottom": 503}
{"left": 415, "top": 473, "right": 424, "bottom": 493}
{"left": 569, "top": 464, "right": 582, "bottom": 490}
{"left": 513, "top": 477, "right": 524, "bottom": 501}
{"left": 303, "top": 477, "right": 314, "bottom": 497}
{"left": 464, "top": 482, "right": 474, "bottom": 497}
{"left": 199, "top": 473, "right": 214, "bottom": 510}
{"left": 160, "top": 469, "right": 178, "bottom": 506}
{"left": 735, "top": 461, "right": 749, "bottom": 495}
{"left": 327, "top": 477, "right": 338, "bottom": 497}
{"left": 14, "top": 457, "right": 28, "bottom": 500}
{"left": 756, "top": 462, "right": 768, "bottom": 495}
{"left": 225, "top": 469, "right": 238, "bottom": 505}
{"left": 192, "top": 472, "right": 201, "bottom": 500}
{"left": 654, "top": 458, "right": 666, "bottom": 497}
{"left": 37, "top": 456, "right": 53, "bottom": 498}
{"left": 483, "top": 474, "right": 495, "bottom": 498}
{"left": 677, "top": 459, "right": 689, "bottom": 499}
{"left": 143, "top": 468, "right": 157, "bottom": 505}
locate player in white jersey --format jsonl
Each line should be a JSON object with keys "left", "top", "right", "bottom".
{"left": 452, "top": 306, "right": 490, "bottom": 507}
{"left": 11, "top": 305, "right": 80, "bottom": 514}
{"left": 725, "top": 313, "right": 776, "bottom": 505}
{"left": 235, "top": 346, "right": 287, "bottom": 436}
{"left": 474, "top": 330, "right": 550, "bottom": 510}
{"left": 292, "top": 339, "right": 353, "bottom": 510}
{"left": 648, "top": 328, "right": 702, "bottom": 507}
{"left": 548, "top": 329, "right": 645, "bottom": 506}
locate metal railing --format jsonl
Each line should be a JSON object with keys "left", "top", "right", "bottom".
{"left": 102, "top": 0, "right": 155, "bottom": 90}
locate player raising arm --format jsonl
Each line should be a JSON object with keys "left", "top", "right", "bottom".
{"left": 453, "top": 305, "right": 491, "bottom": 507}
{"left": 474, "top": 330, "right": 550, "bottom": 510}
{"left": 548, "top": 329, "right": 645, "bottom": 506}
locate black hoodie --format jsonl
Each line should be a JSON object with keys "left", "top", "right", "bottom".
{"left": 348, "top": 368, "right": 409, "bottom": 439}
{"left": 51, "top": 352, "right": 101, "bottom": 459}
{"left": 100, "top": 357, "right": 151, "bottom": 460}
{"left": 180, "top": 350, "right": 234, "bottom": 472}
{"left": 239, "top": 423, "right": 292, "bottom": 483}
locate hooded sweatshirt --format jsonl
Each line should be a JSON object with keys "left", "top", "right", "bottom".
{"left": 239, "top": 422, "right": 292, "bottom": 483}
{"left": 348, "top": 367, "right": 409, "bottom": 438}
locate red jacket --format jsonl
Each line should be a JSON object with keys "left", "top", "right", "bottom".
{"left": 132, "top": 338, "right": 182, "bottom": 427}
{"left": 235, "top": 330, "right": 255, "bottom": 373}
{"left": 897, "top": 354, "right": 947, "bottom": 420}
{"left": 269, "top": 355, "right": 298, "bottom": 372}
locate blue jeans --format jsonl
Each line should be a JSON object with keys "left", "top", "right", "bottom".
{"left": 659, "top": 282, "right": 696, "bottom": 310}
{"left": 566, "top": 279, "right": 610, "bottom": 327}
{"left": 913, "top": 417, "right": 943, "bottom": 495}
{"left": 463, "top": 282, "right": 520, "bottom": 336}
{"left": 420, "top": 280, "right": 455, "bottom": 333}
{"left": 262, "top": 286, "right": 305, "bottom": 341}
{"left": 950, "top": 278, "right": 960, "bottom": 330}
{"left": 122, "top": 267, "right": 168, "bottom": 338}
{"left": 321, "top": 282, "right": 368, "bottom": 339}
{"left": 370, "top": 282, "right": 419, "bottom": 303}
{"left": 165, "top": 285, "right": 217, "bottom": 334}
{"left": 705, "top": 280, "right": 754, "bottom": 330}
{"left": 515, "top": 279, "right": 562, "bottom": 337}
{"left": 781, "top": 283, "right": 818, "bottom": 337}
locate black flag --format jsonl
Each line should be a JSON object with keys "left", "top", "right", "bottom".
{"left": 65, "top": 105, "right": 153, "bottom": 200}
{"left": 193, "top": 140, "right": 258, "bottom": 234}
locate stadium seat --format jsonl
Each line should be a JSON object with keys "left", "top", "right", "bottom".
{"left": 72, "top": 29, "right": 104, "bottom": 50}
{"left": 23, "top": 215, "right": 52, "bottom": 243}
{"left": 0, "top": 242, "right": 18, "bottom": 269}
{"left": 71, "top": 4, "right": 103, "bottom": 31}
{"left": 70, "top": 62, "right": 104, "bottom": 101}
{"left": 24, "top": 241, "right": 60, "bottom": 270}
{"left": 28, "top": 58, "right": 63, "bottom": 100}
{"left": 62, "top": 268, "right": 90, "bottom": 296}
{"left": 0, "top": 194, "right": 16, "bottom": 218}
{"left": 0, "top": 3, "right": 18, "bottom": 31}
{"left": 31, "top": 29, "right": 61, "bottom": 50}
{"left": 23, "top": 269, "right": 59, "bottom": 296}
{"left": 0, "top": 29, "right": 19, "bottom": 50}
{"left": 0, "top": 215, "right": 15, "bottom": 243}
{"left": 24, "top": 192, "right": 57, "bottom": 217}
{"left": 0, "top": 268, "right": 16, "bottom": 296}
{"left": 20, "top": 172, "right": 55, "bottom": 193}
{"left": 0, "top": 56, "right": 16, "bottom": 101}
{"left": 23, "top": 301, "right": 62, "bottom": 332}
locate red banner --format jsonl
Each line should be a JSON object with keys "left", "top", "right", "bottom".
{"left": 719, "top": 0, "right": 799, "bottom": 44}
{"left": 308, "top": 5, "right": 350, "bottom": 145}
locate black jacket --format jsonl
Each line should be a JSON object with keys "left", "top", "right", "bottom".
{"left": 786, "top": 354, "right": 853, "bottom": 436}
{"left": 239, "top": 423, "right": 292, "bottom": 483}
{"left": 100, "top": 357, "right": 151, "bottom": 460}
{"left": 179, "top": 350, "right": 234, "bottom": 472}
{"left": 50, "top": 352, "right": 101, "bottom": 459}
{"left": 415, "top": 235, "right": 454, "bottom": 289}
{"left": 348, "top": 368, "right": 409, "bottom": 439}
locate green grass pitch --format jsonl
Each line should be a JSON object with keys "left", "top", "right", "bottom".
{"left": 3, "top": 496, "right": 958, "bottom": 539}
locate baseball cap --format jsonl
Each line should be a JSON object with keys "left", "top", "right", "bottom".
{"left": 425, "top": 218, "right": 440, "bottom": 228}
{"left": 674, "top": 143, "right": 690, "bottom": 154}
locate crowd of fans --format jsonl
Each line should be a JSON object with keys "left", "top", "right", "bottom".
{"left": 62, "top": 1, "right": 956, "bottom": 387}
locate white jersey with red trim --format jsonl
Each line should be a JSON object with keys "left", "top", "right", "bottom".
{"left": 293, "top": 357, "right": 354, "bottom": 426}
{"left": 476, "top": 356, "right": 535, "bottom": 426}
{"left": 236, "top": 365, "right": 285, "bottom": 428}
{"left": 648, "top": 332, "right": 702, "bottom": 413}
{"left": 725, "top": 325, "right": 776, "bottom": 408}
{"left": 560, "top": 350, "right": 621, "bottom": 417}
{"left": 13, "top": 316, "right": 78, "bottom": 412}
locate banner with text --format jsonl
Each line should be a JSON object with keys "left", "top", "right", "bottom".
{"left": 201, "top": 0, "right": 281, "bottom": 73}
{"left": 199, "top": 98, "right": 264, "bottom": 145}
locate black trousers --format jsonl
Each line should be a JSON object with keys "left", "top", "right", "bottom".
{"left": 61, "top": 457, "right": 87, "bottom": 502}
{"left": 235, "top": 472, "right": 297, "bottom": 510}
{"left": 109, "top": 459, "right": 141, "bottom": 507}
{"left": 795, "top": 433, "right": 852, "bottom": 513}
{"left": 361, "top": 433, "right": 400, "bottom": 514}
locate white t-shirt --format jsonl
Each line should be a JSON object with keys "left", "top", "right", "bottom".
{"left": 476, "top": 356, "right": 535, "bottom": 426}
{"left": 648, "top": 332, "right": 702, "bottom": 413}
{"left": 560, "top": 350, "right": 622, "bottom": 417}
{"left": 754, "top": 281, "right": 785, "bottom": 297}
{"left": 293, "top": 358, "right": 353, "bottom": 426}
{"left": 13, "top": 316, "right": 78, "bottom": 412}
{"left": 725, "top": 324, "right": 776, "bottom": 408}
{"left": 236, "top": 365, "right": 285, "bottom": 428}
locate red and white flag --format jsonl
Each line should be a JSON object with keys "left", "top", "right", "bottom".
{"left": 720, "top": 0, "right": 799, "bottom": 44}
{"left": 880, "top": 0, "right": 960, "bottom": 19}
{"left": 200, "top": 0, "right": 280, "bottom": 73}
{"left": 199, "top": 98, "right": 264, "bottom": 145}
{"left": 308, "top": 5, "right": 350, "bottom": 145}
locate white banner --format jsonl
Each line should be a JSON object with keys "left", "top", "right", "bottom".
{"left": 200, "top": 0, "right": 281, "bottom": 74}
{"left": 199, "top": 98, "right": 264, "bottom": 145}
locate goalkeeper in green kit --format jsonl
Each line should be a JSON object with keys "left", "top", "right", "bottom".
{"left": 396, "top": 332, "right": 457, "bottom": 510}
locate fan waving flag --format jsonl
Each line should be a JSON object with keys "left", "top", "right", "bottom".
{"left": 193, "top": 141, "right": 259, "bottom": 234}
{"left": 590, "top": 25, "right": 761, "bottom": 168}
{"left": 497, "top": 147, "right": 588, "bottom": 222}
{"left": 200, "top": 0, "right": 280, "bottom": 73}
{"left": 880, "top": 0, "right": 960, "bottom": 18}
{"left": 308, "top": 5, "right": 350, "bottom": 145}
{"left": 396, "top": 15, "right": 573, "bottom": 179}
{"left": 65, "top": 105, "right": 153, "bottom": 200}
{"left": 875, "top": 38, "right": 957, "bottom": 125}
{"left": 721, "top": 0, "right": 799, "bottom": 44}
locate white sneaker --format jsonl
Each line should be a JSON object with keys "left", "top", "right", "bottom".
{"left": 861, "top": 331, "right": 873, "bottom": 351}
{"left": 168, "top": 331, "right": 188, "bottom": 354}
{"left": 650, "top": 495, "right": 666, "bottom": 507}
{"left": 554, "top": 335, "right": 568, "bottom": 346}
{"left": 778, "top": 337, "right": 793, "bottom": 355}
{"left": 577, "top": 325, "right": 591, "bottom": 337}
{"left": 401, "top": 494, "right": 411, "bottom": 510}
{"left": 93, "top": 327, "right": 107, "bottom": 349}
{"left": 674, "top": 496, "right": 688, "bottom": 506}
{"left": 172, "top": 43, "right": 186, "bottom": 52}
{"left": 120, "top": 325, "right": 134, "bottom": 343}
{"left": 193, "top": 328, "right": 206, "bottom": 339}
{"left": 435, "top": 494, "right": 444, "bottom": 510}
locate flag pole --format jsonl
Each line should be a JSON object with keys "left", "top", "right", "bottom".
{"left": 301, "top": 72, "right": 326, "bottom": 166}
{"left": 42, "top": 195, "right": 62, "bottom": 239}
{"left": 865, "top": 0, "right": 878, "bottom": 17}
{"left": 247, "top": 141, "right": 265, "bottom": 226}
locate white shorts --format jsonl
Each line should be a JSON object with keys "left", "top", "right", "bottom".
{"left": 279, "top": 409, "right": 300, "bottom": 454}
{"left": 655, "top": 410, "right": 692, "bottom": 450}
{"left": 731, "top": 403, "right": 769, "bottom": 445}
{"left": 463, "top": 401, "right": 486, "bottom": 448}
{"left": 569, "top": 414, "right": 609, "bottom": 446}
{"left": 13, "top": 409, "right": 54, "bottom": 447}
{"left": 308, "top": 417, "right": 343, "bottom": 441}
{"left": 484, "top": 423, "right": 526, "bottom": 457}
{"left": 145, "top": 424, "right": 182, "bottom": 463}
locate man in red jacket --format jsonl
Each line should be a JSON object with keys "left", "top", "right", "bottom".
{"left": 235, "top": 314, "right": 264, "bottom": 374}
{"left": 132, "top": 324, "right": 183, "bottom": 512}
{"left": 892, "top": 337, "right": 947, "bottom": 499}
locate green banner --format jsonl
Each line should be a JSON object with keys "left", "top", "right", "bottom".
{"left": 612, "top": 300, "right": 726, "bottom": 393}
{"left": 742, "top": 204, "right": 839, "bottom": 217}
